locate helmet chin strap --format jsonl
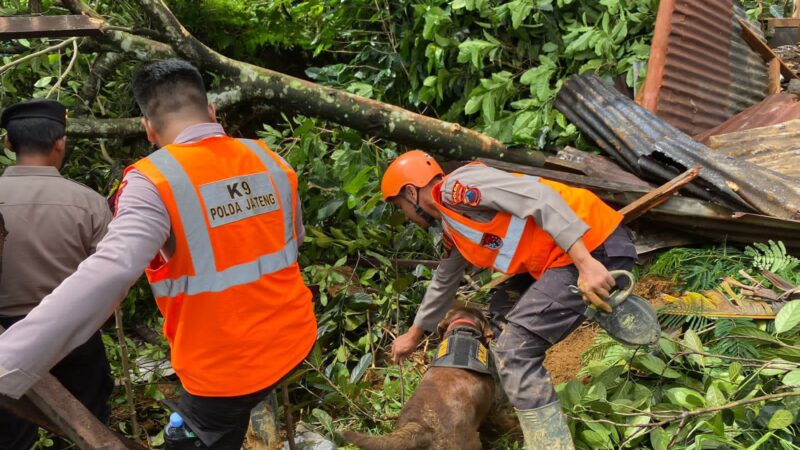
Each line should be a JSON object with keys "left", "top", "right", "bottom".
{"left": 409, "top": 187, "right": 436, "bottom": 227}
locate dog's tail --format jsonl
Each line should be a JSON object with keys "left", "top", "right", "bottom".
{"left": 340, "top": 423, "right": 431, "bottom": 450}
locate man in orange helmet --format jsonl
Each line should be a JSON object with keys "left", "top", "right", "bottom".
{"left": 382, "top": 150, "right": 636, "bottom": 449}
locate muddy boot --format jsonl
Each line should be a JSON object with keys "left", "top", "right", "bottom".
{"left": 515, "top": 402, "right": 575, "bottom": 450}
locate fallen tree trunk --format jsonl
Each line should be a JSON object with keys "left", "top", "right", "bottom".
{"left": 56, "top": 0, "right": 544, "bottom": 167}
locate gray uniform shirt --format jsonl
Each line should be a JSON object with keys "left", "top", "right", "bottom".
{"left": 0, "top": 123, "right": 306, "bottom": 398}
{"left": 0, "top": 165, "right": 112, "bottom": 316}
{"left": 413, "top": 164, "right": 589, "bottom": 332}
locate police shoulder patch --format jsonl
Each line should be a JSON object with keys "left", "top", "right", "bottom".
{"left": 450, "top": 180, "right": 467, "bottom": 205}
{"left": 463, "top": 187, "right": 481, "bottom": 207}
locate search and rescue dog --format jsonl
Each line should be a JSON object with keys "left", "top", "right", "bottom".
{"left": 342, "top": 307, "right": 497, "bottom": 450}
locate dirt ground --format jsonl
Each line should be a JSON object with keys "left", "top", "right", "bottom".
{"left": 542, "top": 275, "right": 677, "bottom": 385}
{"left": 634, "top": 274, "right": 680, "bottom": 299}
{"left": 543, "top": 323, "right": 598, "bottom": 385}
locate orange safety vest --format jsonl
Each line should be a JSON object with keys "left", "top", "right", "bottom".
{"left": 127, "top": 137, "right": 316, "bottom": 397}
{"left": 434, "top": 165, "right": 622, "bottom": 279}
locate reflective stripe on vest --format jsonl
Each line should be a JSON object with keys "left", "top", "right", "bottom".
{"left": 493, "top": 215, "right": 526, "bottom": 272}
{"left": 439, "top": 175, "right": 535, "bottom": 273}
{"left": 148, "top": 139, "right": 298, "bottom": 298}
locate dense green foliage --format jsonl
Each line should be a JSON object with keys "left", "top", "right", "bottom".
{"left": 569, "top": 304, "right": 800, "bottom": 449}
{"left": 1, "top": 0, "right": 798, "bottom": 448}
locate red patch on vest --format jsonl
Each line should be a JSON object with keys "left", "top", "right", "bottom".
{"left": 451, "top": 181, "right": 467, "bottom": 204}
{"left": 481, "top": 233, "right": 503, "bottom": 250}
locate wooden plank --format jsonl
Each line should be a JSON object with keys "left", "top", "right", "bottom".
{"left": 0, "top": 15, "right": 103, "bottom": 39}
{"left": 618, "top": 166, "right": 702, "bottom": 224}
{"left": 766, "top": 18, "right": 800, "bottom": 28}
{"left": 769, "top": 57, "right": 782, "bottom": 95}
{"left": 739, "top": 18, "right": 800, "bottom": 81}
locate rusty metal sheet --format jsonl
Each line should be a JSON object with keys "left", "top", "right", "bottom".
{"left": 554, "top": 75, "right": 800, "bottom": 220}
{"left": 638, "top": 0, "right": 769, "bottom": 136}
{"left": 694, "top": 93, "right": 800, "bottom": 143}
{"left": 706, "top": 119, "right": 800, "bottom": 177}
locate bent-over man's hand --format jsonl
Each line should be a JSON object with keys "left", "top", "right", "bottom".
{"left": 391, "top": 326, "right": 424, "bottom": 364}
{"left": 575, "top": 257, "right": 615, "bottom": 313}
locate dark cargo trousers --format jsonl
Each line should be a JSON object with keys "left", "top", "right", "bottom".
{"left": 489, "top": 226, "right": 636, "bottom": 410}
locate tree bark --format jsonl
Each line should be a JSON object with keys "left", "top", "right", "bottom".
{"left": 58, "top": 0, "right": 545, "bottom": 166}
{"left": 67, "top": 118, "right": 143, "bottom": 138}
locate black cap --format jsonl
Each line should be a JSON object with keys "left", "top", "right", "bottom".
{"left": 0, "top": 99, "right": 67, "bottom": 129}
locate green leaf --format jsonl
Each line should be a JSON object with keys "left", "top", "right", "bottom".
{"left": 316, "top": 198, "right": 344, "bottom": 220}
{"left": 768, "top": 409, "right": 793, "bottom": 429}
{"left": 34, "top": 76, "right": 53, "bottom": 88}
{"left": 683, "top": 329, "right": 705, "bottom": 367}
{"left": 783, "top": 369, "right": 800, "bottom": 387}
{"left": 623, "top": 414, "right": 650, "bottom": 439}
{"left": 457, "top": 39, "right": 497, "bottom": 69}
{"left": 775, "top": 300, "right": 800, "bottom": 334}
{"left": 580, "top": 429, "right": 611, "bottom": 448}
{"left": 343, "top": 166, "right": 372, "bottom": 195}
{"left": 705, "top": 382, "right": 726, "bottom": 407}
{"left": 761, "top": 359, "right": 796, "bottom": 376}
{"left": 336, "top": 345, "right": 348, "bottom": 363}
{"left": 769, "top": 4, "right": 785, "bottom": 18}
{"left": 542, "top": 42, "right": 558, "bottom": 53}
{"left": 745, "top": 431, "right": 775, "bottom": 450}
{"left": 564, "top": 379, "right": 585, "bottom": 407}
{"left": 464, "top": 93, "right": 484, "bottom": 115}
{"left": 481, "top": 93, "right": 495, "bottom": 122}
{"left": 633, "top": 354, "right": 680, "bottom": 378}
{"left": 650, "top": 428, "right": 669, "bottom": 450}
{"left": 665, "top": 387, "right": 705, "bottom": 409}
{"left": 506, "top": 0, "right": 534, "bottom": 29}
{"left": 729, "top": 361, "right": 742, "bottom": 382}
{"left": 349, "top": 353, "right": 372, "bottom": 384}
{"left": 311, "top": 408, "right": 335, "bottom": 437}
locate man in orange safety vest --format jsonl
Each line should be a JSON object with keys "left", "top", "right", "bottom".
{"left": 383, "top": 151, "right": 637, "bottom": 450}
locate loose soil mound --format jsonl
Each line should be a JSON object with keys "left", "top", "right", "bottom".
{"left": 544, "top": 324, "right": 598, "bottom": 385}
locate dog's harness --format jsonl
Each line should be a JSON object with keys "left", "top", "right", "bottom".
{"left": 430, "top": 319, "right": 492, "bottom": 375}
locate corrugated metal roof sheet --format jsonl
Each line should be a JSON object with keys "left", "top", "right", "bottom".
{"left": 554, "top": 75, "right": 800, "bottom": 220}
{"left": 707, "top": 119, "right": 800, "bottom": 177}
{"left": 694, "top": 93, "right": 800, "bottom": 143}
{"left": 638, "top": 0, "right": 769, "bottom": 136}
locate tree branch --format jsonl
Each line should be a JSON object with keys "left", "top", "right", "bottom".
{"left": 0, "top": 37, "right": 78, "bottom": 75}
{"left": 66, "top": 85, "right": 273, "bottom": 138}
{"left": 100, "top": 29, "right": 175, "bottom": 61}
{"left": 575, "top": 391, "right": 800, "bottom": 430}
{"left": 60, "top": 0, "right": 544, "bottom": 165}
{"left": 47, "top": 39, "right": 79, "bottom": 99}
{"left": 136, "top": 0, "right": 201, "bottom": 60}
{"left": 67, "top": 117, "right": 143, "bottom": 138}
{"left": 59, "top": 0, "right": 102, "bottom": 19}
{"left": 78, "top": 52, "right": 126, "bottom": 115}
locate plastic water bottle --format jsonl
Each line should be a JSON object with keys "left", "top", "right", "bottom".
{"left": 164, "top": 412, "right": 199, "bottom": 448}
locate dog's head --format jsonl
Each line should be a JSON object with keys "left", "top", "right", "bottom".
{"left": 437, "top": 307, "right": 493, "bottom": 340}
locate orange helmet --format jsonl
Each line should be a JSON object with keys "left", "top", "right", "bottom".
{"left": 381, "top": 150, "right": 444, "bottom": 200}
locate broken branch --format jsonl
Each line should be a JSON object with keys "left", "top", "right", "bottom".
{"left": 0, "top": 37, "right": 78, "bottom": 75}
